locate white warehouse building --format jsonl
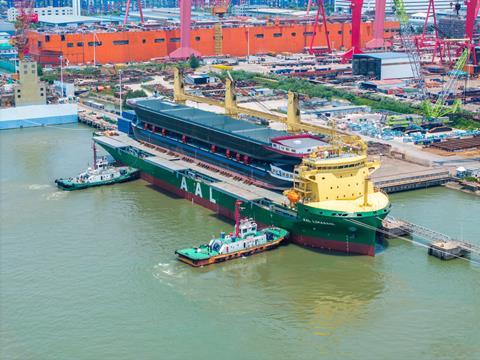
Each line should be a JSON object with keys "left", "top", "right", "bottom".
{"left": 352, "top": 52, "right": 414, "bottom": 80}
{"left": 7, "top": 6, "right": 74, "bottom": 22}
{"left": 335, "top": 0, "right": 455, "bottom": 14}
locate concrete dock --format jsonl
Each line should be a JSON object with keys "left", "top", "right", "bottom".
{"left": 372, "top": 157, "right": 452, "bottom": 193}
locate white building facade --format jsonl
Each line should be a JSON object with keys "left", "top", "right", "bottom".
{"left": 7, "top": 6, "right": 74, "bottom": 22}
{"left": 335, "top": 0, "right": 455, "bottom": 14}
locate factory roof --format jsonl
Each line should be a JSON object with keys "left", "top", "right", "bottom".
{"left": 354, "top": 52, "right": 409, "bottom": 60}
{"left": 37, "top": 15, "right": 104, "bottom": 25}
{"left": 135, "top": 99, "right": 287, "bottom": 144}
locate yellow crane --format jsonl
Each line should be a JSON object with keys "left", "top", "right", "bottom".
{"left": 173, "top": 67, "right": 367, "bottom": 153}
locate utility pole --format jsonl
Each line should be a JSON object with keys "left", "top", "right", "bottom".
{"left": 119, "top": 70, "right": 123, "bottom": 115}
{"left": 59, "top": 55, "right": 63, "bottom": 98}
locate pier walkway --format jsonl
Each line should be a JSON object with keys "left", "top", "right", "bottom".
{"left": 382, "top": 216, "right": 480, "bottom": 260}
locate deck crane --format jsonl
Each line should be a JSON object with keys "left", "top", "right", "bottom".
{"left": 393, "top": 0, "right": 427, "bottom": 100}
{"left": 173, "top": 67, "right": 367, "bottom": 153}
{"left": 423, "top": 49, "right": 469, "bottom": 119}
{"left": 10, "top": 0, "right": 38, "bottom": 60}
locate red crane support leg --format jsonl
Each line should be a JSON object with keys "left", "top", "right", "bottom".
{"left": 342, "top": 0, "right": 364, "bottom": 62}
{"left": 124, "top": 0, "right": 144, "bottom": 25}
{"left": 169, "top": 0, "right": 201, "bottom": 59}
{"left": 465, "top": 0, "right": 480, "bottom": 64}
{"left": 123, "top": 0, "right": 131, "bottom": 25}
{"left": 366, "top": 0, "right": 386, "bottom": 49}
{"left": 306, "top": 0, "right": 313, "bottom": 16}
{"left": 465, "top": 0, "right": 479, "bottom": 42}
{"left": 308, "top": 0, "right": 331, "bottom": 55}
{"left": 137, "top": 0, "right": 144, "bottom": 24}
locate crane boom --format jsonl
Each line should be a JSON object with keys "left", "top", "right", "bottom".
{"left": 173, "top": 68, "right": 367, "bottom": 153}
{"left": 423, "top": 49, "right": 469, "bottom": 119}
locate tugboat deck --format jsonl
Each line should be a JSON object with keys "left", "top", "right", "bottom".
{"left": 95, "top": 134, "right": 286, "bottom": 204}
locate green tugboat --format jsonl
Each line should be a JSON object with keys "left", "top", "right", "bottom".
{"left": 175, "top": 201, "right": 289, "bottom": 267}
{"left": 55, "top": 143, "right": 140, "bottom": 191}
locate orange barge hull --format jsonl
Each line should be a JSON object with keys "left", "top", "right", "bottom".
{"left": 28, "top": 22, "right": 399, "bottom": 64}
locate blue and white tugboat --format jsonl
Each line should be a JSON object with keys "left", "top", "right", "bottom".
{"left": 55, "top": 143, "right": 139, "bottom": 191}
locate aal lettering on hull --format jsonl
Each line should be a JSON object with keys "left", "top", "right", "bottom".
{"left": 179, "top": 175, "right": 217, "bottom": 204}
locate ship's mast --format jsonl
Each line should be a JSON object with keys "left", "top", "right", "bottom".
{"left": 93, "top": 142, "right": 97, "bottom": 170}
{"left": 234, "top": 200, "right": 242, "bottom": 237}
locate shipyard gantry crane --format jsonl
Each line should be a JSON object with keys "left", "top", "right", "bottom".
{"left": 173, "top": 68, "right": 367, "bottom": 153}
{"left": 465, "top": 0, "right": 480, "bottom": 64}
{"left": 341, "top": 0, "right": 364, "bottom": 62}
{"left": 308, "top": 0, "right": 331, "bottom": 55}
{"left": 123, "top": 0, "right": 144, "bottom": 25}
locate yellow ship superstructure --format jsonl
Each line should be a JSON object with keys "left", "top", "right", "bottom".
{"left": 289, "top": 147, "right": 389, "bottom": 213}
{"left": 284, "top": 146, "right": 391, "bottom": 256}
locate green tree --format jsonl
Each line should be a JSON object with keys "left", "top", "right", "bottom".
{"left": 188, "top": 55, "right": 200, "bottom": 69}
{"left": 123, "top": 89, "right": 148, "bottom": 109}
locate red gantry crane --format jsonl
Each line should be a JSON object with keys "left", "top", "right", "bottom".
{"left": 465, "top": 0, "right": 480, "bottom": 63}
{"left": 341, "top": 0, "right": 364, "bottom": 62}
{"left": 366, "top": 0, "right": 387, "bottom": 49}
{"left": 124, "top": 0, "right": 144, "bottom": 25}
{"left": 308, "top": 0, "right": 331, "bottom": 55}
{"left": 169, "top": 0, "right": 201, "bottom": 59}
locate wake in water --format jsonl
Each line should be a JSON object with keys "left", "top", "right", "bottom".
{"left": 28, "top": 184, "right": 51, "bottom": 191}
{"left": 152, "top": 262, "right": 187, "bottom": 287}
{"left": 44, "top": 191, "right": 68, "bottom": 201}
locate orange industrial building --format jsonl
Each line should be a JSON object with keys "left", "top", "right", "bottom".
{"left": 27, "top": 21, "right": 399, "bottom": 65}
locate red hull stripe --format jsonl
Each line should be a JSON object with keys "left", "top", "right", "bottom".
{"left": 291, "top": 234, "right": 375, "bottom": 256}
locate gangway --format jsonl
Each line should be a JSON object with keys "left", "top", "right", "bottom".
{"left": 347, "top": 216, "right": 480, "bottom": 262}
{"left": 383, "top": 216, "right": 480, "bottom": 260}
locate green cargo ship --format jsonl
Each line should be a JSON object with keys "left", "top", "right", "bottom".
{"left": 95, "top": 134, "right": 390, "bottom": 256}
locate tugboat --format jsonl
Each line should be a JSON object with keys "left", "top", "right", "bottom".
{"left": 55, "top": 143, "right": 140, "bottom": 191}
{"left": 175, "top": 201, "right": 289, "bottom": 267}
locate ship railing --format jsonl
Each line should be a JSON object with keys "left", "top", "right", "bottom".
{"left": 256, "top": 199, "right": 297, "bottom": 218}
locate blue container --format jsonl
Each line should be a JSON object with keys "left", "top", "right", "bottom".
{"left": 117, "top": 118, "right": 133, "bottom": 135}
{"left": 121, "top": 110, "right": 137, "bottom": 121}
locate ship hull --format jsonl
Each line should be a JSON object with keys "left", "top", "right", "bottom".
{"left": 96, "top": 139, "right": 389, "bottom": 256}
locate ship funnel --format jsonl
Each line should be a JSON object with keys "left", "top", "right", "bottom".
{"left": 287, "top": 91, "right": 301, "bottom": 131}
